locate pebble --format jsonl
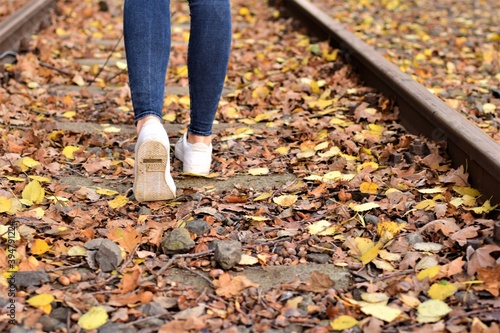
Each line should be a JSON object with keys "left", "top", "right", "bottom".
{"left": 185, "top": 219, "right": 211, "bottom": 236}
{"left": 161, "top": 227, "right": 195, "bottom": 254}
{"left": 13, "top": 270, "right": 49, "bottom": 288}
{"left": 306, "top": 253, "right": 331, "bottom": 264}
{"left": 214, "top": 240, "right": 243, "bottom": 270}
{"left": 406, "top": 232, "right": 424, "bottom": 246}
{"left": 85, "top": 238, "right": 123, "bottom": 272}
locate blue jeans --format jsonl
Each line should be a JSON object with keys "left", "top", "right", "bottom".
{"left": 123, "top": 0, "right": 232, "bottom": 136}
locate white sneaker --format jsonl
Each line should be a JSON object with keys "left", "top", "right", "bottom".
{"left": 133, "top": 119, "right": 176, "bottom": 201}
{"left": 174, "top": 132, "right": 212, "bottom": 176}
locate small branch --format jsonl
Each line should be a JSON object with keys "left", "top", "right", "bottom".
{"left": 446, "top": 308, "right": 499, "bottom": 325}
{"left": 46, "top": 262, "right": 85, "bottom": 273}
{"left": 178, "top": 264, "right": 214, "bottom": 287}
{"left": 141, "top": 249, "right": 214, "bottom": 283}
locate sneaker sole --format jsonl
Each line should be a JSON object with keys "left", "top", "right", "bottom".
{"left": 134, "top": 140, "right": 176, "bottom": 201}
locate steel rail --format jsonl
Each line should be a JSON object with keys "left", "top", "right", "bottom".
{"left": 0, "top": 0, "right": 56, "bottom": 55}
{"left": 283, "top": 0, "right": 500, "bottom": 204}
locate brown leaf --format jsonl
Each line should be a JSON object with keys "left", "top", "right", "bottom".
{"left": 214, "top": 273, "right": 259, "bottom": 298}
{"left": 467, "top": 244, "right": 500, "bottom": 276}
{"left": 107, "top": 225, "right": 141, "bottom": 253}
{"left": 117, "top": 265, "right": 141, "bottom": 294}
{"left": 475, "top": 265, "right": 500, "bottom": 297}
{"left": 450, "top": 226, "right": 480, "bottom": 246}
{"left": 306, "top": 271, "right": 335, "bottom": 292}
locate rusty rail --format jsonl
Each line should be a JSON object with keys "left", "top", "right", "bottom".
{"left": 0, "top": 0, "right": 56, "bottom": 55}
{"left": 282, "top": 0, "right": 500, "bottom": 204}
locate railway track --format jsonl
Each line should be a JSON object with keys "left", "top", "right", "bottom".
{"left": 280, "top": 0, "right": 500, "bottom": 204}
{"left": 0, "top": 0, "right": 55, "bottom": 57}
{"left": 1, "top": 0, "right": 499, "bottom": 332}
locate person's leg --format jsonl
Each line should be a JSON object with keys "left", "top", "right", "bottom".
{"left": 124, "top": 0, "right": 171, "bottom": 133}
{"left": 188, "top": 0, "right": 232, "bottom": 140}
{"left": 175, "top": 0, "right": 232, "bottom": 174}
{"left": 124, "top": 0, "right": 176, "bottom": 201}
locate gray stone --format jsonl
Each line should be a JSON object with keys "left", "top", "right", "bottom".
{"left": 138, "top": 206, "right": 152, "bottom": 215}
{"left": 0, "top": 297, "right": 7, "bottom": 307}
{"left": 185, "top": 219, "right": 211, "bottom": 236}
{"left": 406, "top": 232, "right": 424, "bottom": 246}
{"left": 364, "top": 214, "right": 379, "bottom": 224}
{"left": 137, "top": 301, "right": 167, "bottom": 316}
{"left": 13, "top": 270, "right": 49, "bottom": 287}
{"left": 85, "top": 238, "right": 123, "bottom": 272}
{"left": 306, "top": 253, "right": 331, "bottom": 264}
{"left": 99, "top": 323, "right": 136, "bottom": 333}
{"left": 214, "top": 240, "right": 243, "bottom": 270}
{"left": 40, "top": 315, "right": 65, "bottom": 332}
{"left": 50, "top": 307, "right": 71, "bottom": 322}
{"left": 135, "top": 318, "right": 165, "bottom": 329}
{"left": 161, "top": 228, "right": 195, "bottom": 254}
{"left": 10, "top": 327, "right": 39, "bottom": 333}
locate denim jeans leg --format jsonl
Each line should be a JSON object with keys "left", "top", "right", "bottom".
{"left": 187, "top": 0, "right": 232, "bottom": 136}
{"left": 124, "top": 0, "right": 171, "bottom": 124}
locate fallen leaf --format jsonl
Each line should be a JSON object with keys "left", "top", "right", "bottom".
{"left": 78, "top": 306, "right": 108, "bottom": 330}
{"left": 330, "top": 315, "right": 358, "bottom": 330}
{"left": 417, "top": 299, "right": 451, "bottom": 323}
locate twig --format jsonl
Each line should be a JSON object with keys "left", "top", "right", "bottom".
{"left": 178, "top": 264, "right": 215, "bottom": 287}
{"left": 116, "top": 244, "right": 140, "bottom": 274}
{"left": 87, "top": 34, "right": 124, "bottom": 86}
{"left": 446, "top": 308, "right": 499, "bottom": 325}
{"left": 141, "top": 249, "right": 214, "bottom": 283}
{"left": 123, "top": 313, "right": 168, "bottom": 327}
{"left": 46, "top": 262, "right": 85, "bottom": 273}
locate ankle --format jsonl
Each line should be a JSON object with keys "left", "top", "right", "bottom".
{"left": 187, "top": 132, "right": 212, "bottom": 145}
{"left": 136, "top": 116, "right": 161, "bottom": 135}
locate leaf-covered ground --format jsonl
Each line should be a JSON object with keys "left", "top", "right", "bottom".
{"left": 0, "top": 0, "right": 31, "bottom": 23}
{"left": 0, "top": 0, "right": 499, "bottom": 332}
{"left": 311, "top": 0, "right": 500, "bottom": 142}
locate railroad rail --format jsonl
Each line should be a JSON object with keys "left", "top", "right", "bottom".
{"left": 281, "top": 0, "right": 500, "bottom": 204}
{"left": 0, "top": 0, "right": 56, "bottom": 57}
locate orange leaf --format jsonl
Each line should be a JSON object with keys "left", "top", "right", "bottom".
{"left": 107, "top": 225, "right": 141, "bottom": 253}
{"left": 214, "top": 273, "right": 259, "bottom": 298}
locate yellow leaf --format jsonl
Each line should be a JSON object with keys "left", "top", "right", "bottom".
{"left": 350, "top": 202, "right": 380, "bottom": 212}
{"left": 275, "top": 146, "right": 290, "bottom": 155}
{"left": 399, "top": 294, "right": 421, "bottom": 308}
{"left": 323, "top": 49, "right": 339, "bottom": 62}
{"left": 361, "top": 292, "right": 389, "bottom": 303}
{"left": 68, "top": 246, "right": 87, "bottom": 256}
{"left": 176, "top": 65, "right": 188, "bottom": 77}
{"left": 330, "top": 315, "right": 358, "bottom": 330}
{"left": 296, "top": 150, "right": 315, "bottom": 159}
{"left": 253, "top": 191, "right": 272, "bottom": 201}
{"left": 323, "top": 171, "right": 342, "bottom": 182}
{"left": 314, "top": 141, "right": 329, "bottom": 151}
{"left": 96, "top": 188, "right": 119, "bottom": 196}
{"left": 357, "top": 161, "right": 379, "bottom": 172}
{"left": 62, "top": 146, "right": 80, "bottom": 159}
{"left": 0, "top": 225, "right": 20, "bottom": 241}
{"left": 27, "top": 294, "right": 55, "bottom": 308}
{"left": 361, "top": 245, "right": 380, "bottom": 264}
{"left": 428, "top": 281, "right": 457, "bottom": 301}
{"left": 318, "top": 146, "right": 340, "bottom": 158}
{"left": 72, "top": 73, "right": 86, "bottom": 87}
{"left": 78, "top": 306, "right": 109, "bottom": 330}
{"left": 308, "top": 99, "right": 333, "bottom": 110}
{"left": 310, "top": 80, "right": 321, "bottom": 94}
{"left": 116, "top": 61, "right": 127, "bottom": 70}
{"left": 20, "top": 157, "right": 41, "bottom": 168}
{"left": 162, "top": 113, "right": 176, "bottom": 123}
{"left": 360, "top": 182, "right": 378, "bottom": 194}
{"left": 273, "top": 195, "right": 298, "bottom": 207}
{"left": 244, "top": 215, "right": 267, "bottom": 222}
{"left": 0, "top": 197, "right": 12, "bottom": 213}
{"left": 355, "top": 237, "right": 375, "bottom": 254}
{"left": 307, "top": 220, "right": 337, "bottom": 236}
{"left": 62, "top": 111, "right": 76, "bottom": 119}
{"left": 252, "top": 86, "right": 269, "bottom": 99}
{"left": 418, "top": 187, "right": 446, "bottom": 194}
{"left": 239, "top": 254, "right": 259, "bottom": 266}
{"left": 28, "top": 176, "right": 51, "bottom": 183}
{"left": 102, "top": 126, "right": 121, "bottom": 133}
{"left": 31, "top": 239, "right": 50, "bottom": 255}
{"left": 248, "top": 167, "right": 269, "bottom": 176}
{"left": 417, "top": 266, "right": 441, "bottom": 281}
{"left": 417, "top": 299, "right": 451, "bottom": 323}
{"left": 415, "top": 199, "right": 436, "bottom": 210}
{"left": 22, "top": 180, "right": 45, "bottom": 205}
{"left": 376, "top": 220, "right": 402, "bottom": 238}
{"left": 361, "top": 303, "right": 402, "bottom": 322}
{"left": 239, "top": 6, "right": 251, "bottom": 16}
{"left": 468, "top": 200, "right": 498, "bottom": 214}
{"left": 108, "top": 195, "right": 129, "bottom": 209}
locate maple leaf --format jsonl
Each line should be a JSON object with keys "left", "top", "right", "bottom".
{"left": 107, "top": 225, "right": 142, "bottom": 253}
{"left": 475, "top": 265, "right": 500, "bottom": 296}
{"left": 214, "top": 273, "right": 259, "bottom": 298}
